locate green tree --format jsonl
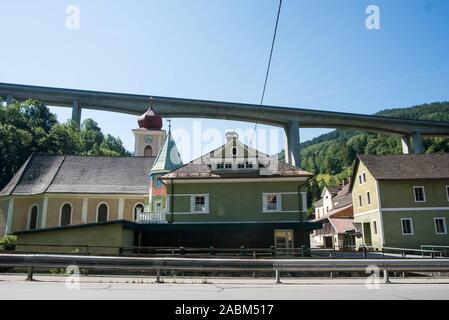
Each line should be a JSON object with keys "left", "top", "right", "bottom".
{"left": 0, "top": 101, "right": 130, "bottom": 190}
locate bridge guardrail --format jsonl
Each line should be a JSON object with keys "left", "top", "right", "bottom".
{"left": 1, "top": 253, "right": 449, "bottom": 283}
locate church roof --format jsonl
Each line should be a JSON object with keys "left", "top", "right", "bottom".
{"left": 150, "top": 130, "right": 183, "bottom": 175}
{"left": 0, "top": 154, "right": 155, "bottom": 196}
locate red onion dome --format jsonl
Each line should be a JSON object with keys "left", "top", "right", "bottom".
{"left": 138, "top": 106, "right": 163, "bottom": 130}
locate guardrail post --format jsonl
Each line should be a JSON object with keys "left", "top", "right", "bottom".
{"left": 275, "top": 270, "right": 281, "bottom": 284}
{"left": 209, "top": 246, "right": 215, "bottom": 257}
{"left": 180, "top": 247, "right": 185, "bottom": 256}
{"left": 383, "top": 270, "right": 390, "bottom": 284}
{"left": 239, "top": 246, "right": 245, "bottom": 257}
{"left": 26, "top": 266, "right": 34, "bottom": 281}
{"left": 156, "top": 269, "right": 162, "bottom": 283}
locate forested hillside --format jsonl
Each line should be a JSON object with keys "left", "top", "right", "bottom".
{"left": 0, "top": 99, "right": 130, "bottom": 190}
{"left": 281, "top": 102, "right": 449, "bottom": 206}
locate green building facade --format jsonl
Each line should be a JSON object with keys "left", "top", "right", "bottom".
{"left": 352, "top": 154, "right": 449, "bottom": 250}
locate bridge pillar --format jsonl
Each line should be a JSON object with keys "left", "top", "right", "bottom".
{"left": 401, "top": 136, "right": 412, "bottom": 154}
{"left": 284, "top": 121, "right": 301, "bottom": 167}
{"left": 6, "top": 95, "right": 13, "bottom": 104}
{"left": 72, "top": 100, "right": 82, "bottom": 127}
{"left": 412, "top": 132, "right": 424, "bottom": 154}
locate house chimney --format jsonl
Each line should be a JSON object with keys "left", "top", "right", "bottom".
{"left": 226, "top": 131, "right": 239, "bottom": 143}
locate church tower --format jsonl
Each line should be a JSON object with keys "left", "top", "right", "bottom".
{"left": 148, "top": 123, "right": 183, "bottom": 214}
{"left": 133, "top": 103, "right": 166, "bottom": 157}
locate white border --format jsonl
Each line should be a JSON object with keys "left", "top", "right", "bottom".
{"left": 434, "top": 217, "right": 447, "bottom": 235}
{"left": 401, "top": 218, "right": 414, "bottom": 236}
{"left": 133, "top": 202, "right": 145, "bottom": 221}
{"left": 59, "top": 202, "right": 73, "bottom": 227}
{"left": 27, "top": 204, "right": 39, "bottom": 230}
{"left": 96, "top": 202, "right": 109, "bottom": 222}
{"left": 413, "top": 186, "right": 426, "bottom": 203}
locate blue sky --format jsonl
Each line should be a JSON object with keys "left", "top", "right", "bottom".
{"left": 1, "top": 0, "right": 448, "bottom": 160}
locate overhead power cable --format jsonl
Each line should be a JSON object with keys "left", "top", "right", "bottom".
{"left": 250, "top": 0, "right": 283, "bottom": 146}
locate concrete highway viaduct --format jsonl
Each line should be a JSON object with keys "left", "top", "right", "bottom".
{"left": 2, "top": 82, "right": 449, "bottom": 167}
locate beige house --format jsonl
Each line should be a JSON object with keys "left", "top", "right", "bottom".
{"left": 310, "top": 183, "right": 355, "bottom": 250}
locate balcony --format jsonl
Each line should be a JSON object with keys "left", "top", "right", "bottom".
{"left": 135, "top": 211, "right": 168, "bottom": 224}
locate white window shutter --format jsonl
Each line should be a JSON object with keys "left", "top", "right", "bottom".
{"left": 190, "top": 196, "right": 195, "bottom": 213}
{"left": 277, "top": 194, "right": 282, "bottom": 212}
{"left": 262, "top": 194, "right": 267, "bottom": 212}
{"left": 205, "top": 195, "right": 210, "bottom": 213}
{"left": 165, "top": 196, "right": 170, "bottom": 212}
{"left": 301, "top": 192, "right": 307, "bottom": 212}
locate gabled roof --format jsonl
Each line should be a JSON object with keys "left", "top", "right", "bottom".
{"left": 150, "top": 130, "right": 183, "bottom": 175}
{"left": 328, "top": 218, "right": 356, "bottom": 234}
{"left": 357, "top": 153, "right": 449, "bottom": 180}
{"left": 0, "top": 154, "right": 155, "bottom": 196}
{"left": 161, "top": 137, "right": 312, "bottom": 180}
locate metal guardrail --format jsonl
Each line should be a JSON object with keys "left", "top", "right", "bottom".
{"left": 10, "top": 244, "right": 339, "bottom": 259}
{"left": 362, "top": 246, "right": 448, "bottom": 259}
{"left": 1, "top": 254, "right": 449, "bottom": 283}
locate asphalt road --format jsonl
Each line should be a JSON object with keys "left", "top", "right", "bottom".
{"left": 1, "top": 275, "right": 449, "bottom": 300}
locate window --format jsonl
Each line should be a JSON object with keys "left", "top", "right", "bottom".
{"left": 434, "top": 218, "right": 447, "bottom": 235}
{"left": 217, "top": 163, "right": 224, "bottom": 169}
{"left": 156, "top": 178, "right": 162, "bottom": 188}
{"left": 144, "top": 145, "right": 153, "bottom": 157}
{"left": 359, "top": 175, "right": 363, "bottom": 184}
{"left": 263, "top": 194, "right": 281, "bottom": 212}
{"left": 414, "top": 186, "right": 426, "bottom": 202}
{"left": 192, "top": 196, "right": 208, "bottom": 213}
{"left": 246, "top": 162, "right": 254, "bottom": 169}
{"left": 366, "top": 192, "right": 371, "bottom": 206}
{"left": 232, "top": 147, "right": 238, "bottom": 157}
{"left": 134, "top": 203, "right": 144, "bottom": 221}
{"left": 401, "top": 218, "right": 414, "bottom": 235}
{"left": 446, "top": 186, "right": 449, "bottom": 201}
{"left": 28, "top": 205, "right": 38, "bottom": 230}
{"left": 60, "top": 203, "right": 72, "bottom": 227}
{"left": 238, "top": 163, "right": 245, "bottom": 169}
{"left": 155, "top": 201, "right": 163, "bottom": 213}
{"left": 363, "top": 173, "right": 367, "bottom": 183}
{"left": 274, "top": 230, "right": 294, "bottom": 251}
{"left": 97, "top": 203, "right": 109, "bottom": 223}
{"left": 358, "top": 195, "right": 363, "bottom": 207}
{"left": 372, "top": 221, "right": 378, "bottom": 235}
{"left": 225, "top": 163, "right": 232, "bottom": 169}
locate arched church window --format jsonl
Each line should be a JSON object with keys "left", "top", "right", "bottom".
{"left": 134, "top": 203, "right": 145, "bottom": 221}
{"left": 144, "top": 145, "right": 153, "bottom": 157}
{"left": 60, "top": 203, "right": 72, "bottom": 227}
{"left": 28, "top": 205, "right": 38, "bottom": 230}
{"left": 97, "top": 203, "right": 109, "bottom": 223}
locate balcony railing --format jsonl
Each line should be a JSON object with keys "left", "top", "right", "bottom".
{"left": 135, "top": 211, "right": 167, "bottom": 224}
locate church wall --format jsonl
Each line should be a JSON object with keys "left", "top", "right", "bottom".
{"left": 87, "top": 198, "right": 119, "bottom": 223}
{"left": 124, "top": 198, "right": 145, "bottom": 221}
{"left": 0, "top": 199, "right": 8, "bottom": 237}
{"left": 11, "top": 197, "right": 44, "bottom": 233}
{"left": 46, "top": 198, "right": 84, "bottom": 228}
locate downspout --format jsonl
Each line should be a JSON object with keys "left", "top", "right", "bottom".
{"left": 298, "top": 177, "right": 312, "bottom": 223}
{"left": 170, "top": 178, "right": 175, "bottom": 224}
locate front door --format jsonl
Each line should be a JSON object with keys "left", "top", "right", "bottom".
{"left": 324, "top": 236, "right": 333, "bottom": 248}
{"left": 274, "top": 230, "right": 294, "bottom": 255}
{"left": 363, "top": 223, "right": 372, "bottom": 246}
